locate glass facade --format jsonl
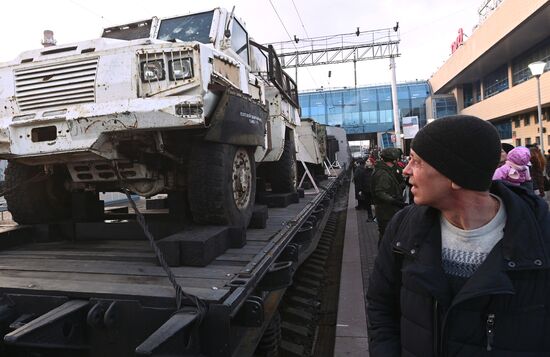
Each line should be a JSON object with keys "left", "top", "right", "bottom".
{"left": 512, "top": 38, "right": 550, "bottom": 85}
{"left": 433, "top": 95, "right": 457, "bottom": 118}
{"left": 459, "top": 38, "right": 550, "bottom": 105}
{"left": 493, "top": 121, "right": 512, "bottom": 139}
{"left": 299, "top": 81, "right": 429, "bottom": 134}
{"left": 483, "top": 65, "right": 508, "bottom": 98}
{"left": 463, "top": 83, "right": 473, "bottom": 108}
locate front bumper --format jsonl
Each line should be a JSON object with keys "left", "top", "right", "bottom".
{"left": 0, "top": 95, "right": 206, "bottom": 161}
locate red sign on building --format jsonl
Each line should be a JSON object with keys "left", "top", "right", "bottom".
{"left": 451, "top": 28, "right": 464, "bottom": 54}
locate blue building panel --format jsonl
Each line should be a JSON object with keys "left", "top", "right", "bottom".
{"left": 299, "top": 81, "right": 430, "bottom": 135}
{"left": 344, "top": 126, "right": 364, "bottom": 134}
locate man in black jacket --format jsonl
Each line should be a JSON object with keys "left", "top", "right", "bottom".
{"left": 353, "top": 159, "right": 375, "bottom": 220}
{"left": 371, "top": 148, "right": 406, "bottom": 241}
{"left": 367, "top": 115, "right": 550, "bottom": 356}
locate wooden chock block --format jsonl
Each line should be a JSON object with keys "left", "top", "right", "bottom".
{"left": 157, "top": 226, "right": 230, "bottom": 267}
{"left": 248, "top": 205, "right": 268, "bottom": 229}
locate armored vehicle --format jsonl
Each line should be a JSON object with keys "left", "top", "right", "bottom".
{"left": 0, "top": 8, "right": 299, "bottom": 227}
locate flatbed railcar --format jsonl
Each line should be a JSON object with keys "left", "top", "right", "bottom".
{"left": 0, "top": 171, "right": 345, "bottom": 357}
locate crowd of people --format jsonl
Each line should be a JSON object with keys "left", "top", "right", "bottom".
{"left": 354, "top": 115, "right": 550, "bottom": 356}
{"left": 353, "top": 146, "right": 411, "bottom": 242}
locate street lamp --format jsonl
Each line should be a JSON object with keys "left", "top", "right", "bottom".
{"left": 528, "top": 61, "right": 547, "bottom": 152}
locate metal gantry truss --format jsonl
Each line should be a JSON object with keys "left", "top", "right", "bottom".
{"left": 478, "top": 0, "right": 504, "bottom": 24}
{"left": 265, "top": 27, "right": 400, "bottom": 69}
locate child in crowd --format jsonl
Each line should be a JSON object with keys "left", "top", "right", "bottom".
{"left": 492, "top": 146, "right": 531, "bottom": 186}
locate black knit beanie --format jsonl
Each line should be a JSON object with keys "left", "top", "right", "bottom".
{"left": 411, "top": 115, "right": 501, "bottom": 191}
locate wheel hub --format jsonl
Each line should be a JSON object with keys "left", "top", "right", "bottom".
{"left": 232, "top": 149, "right": 252, "bottom": 210}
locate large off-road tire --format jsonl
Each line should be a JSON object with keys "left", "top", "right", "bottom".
{"left": 269, "top": 135, "right": 297, "bottom": 193}
{"left": 4, "top": 162, "right": 71, "bottom": 224}
{"left": 188, "top": 142, "right": 256, "bottom": 228}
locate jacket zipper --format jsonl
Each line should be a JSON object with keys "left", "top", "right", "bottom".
{"left": 486, "top": 313, "right": 495, "bottom": 351}
{"left": 433, "top": 299, "right": 440, "bottom": 356}
{"left": 439, "top": 289, "right": 512, "bottom": 356}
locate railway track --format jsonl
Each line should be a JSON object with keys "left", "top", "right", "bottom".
{"left": 274, "top": 178, "right": 350, "bottom": 357}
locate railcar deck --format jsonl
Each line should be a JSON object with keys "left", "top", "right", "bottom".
{"left": 0, "top": 181, "right": 332, "bottom": 306}
{"left": 0, "top": 172, "right": 344, "bottom": 356}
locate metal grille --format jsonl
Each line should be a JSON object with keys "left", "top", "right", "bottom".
{"left": 15, "top": 58, "right": 98, "bottom": 111}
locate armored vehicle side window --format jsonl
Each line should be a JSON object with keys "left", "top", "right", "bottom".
{"left": 250, "top": 44, "right": 268, "bottom": 74}
{"left": 102, "top": 19, "right": 153, "bottom": 40}
{"left": 157, "top": 11, "right": 214, "bottom": 44}
{"left": 231, "top": 19, "right": 249, "bottom": 64}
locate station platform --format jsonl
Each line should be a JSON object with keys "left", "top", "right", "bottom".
{"left": 334, "top": 182, "right": 379, "bottom": 356}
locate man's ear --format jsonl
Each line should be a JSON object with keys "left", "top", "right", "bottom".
{"left": 451, "top": 181, "right": 462, "bottom": 190}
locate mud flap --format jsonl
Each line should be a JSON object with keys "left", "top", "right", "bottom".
{"left": 204, "top": 89, "right": 268, "bottom": 147}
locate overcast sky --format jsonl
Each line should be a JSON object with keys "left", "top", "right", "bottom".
{"left": 1, "top": 0, "right": 484, "bottom": 91}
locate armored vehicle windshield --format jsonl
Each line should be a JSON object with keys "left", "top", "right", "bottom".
{"left": 102, "top": 19, "right": 154, "bottom": 40}
{"left": 157, "top": 10, "right": 214, "bottom": 43}
{"left": 101, "top": 10, "right": 215, "bottom": 43}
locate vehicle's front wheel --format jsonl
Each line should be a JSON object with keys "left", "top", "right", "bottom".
{"left": 4, "top": 162, "right": 72, "bottom": 224}
{"left": 188, "top": 142, "right": 256, "bottom": 228}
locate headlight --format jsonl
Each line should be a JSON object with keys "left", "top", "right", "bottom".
{"left": 141, "top": 60, "right": 165, "bottom": 82}
{"left": 169, "top": 58, "right": 193, "bottom": 80}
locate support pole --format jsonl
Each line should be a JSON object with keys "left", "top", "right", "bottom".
{"left": 390, "top": 56, "right": 401, "bottom": 149}
{"left": 298, "top": 161, "right": 319, "bottom": 193}
{"left": 331, "top": 153, "right": 342, "bottom": 169}
{"left": 353, "top": 54, "right": 357, "bottom": 89}
{"left": 324, "top": 159, "right": 336, "bottom": 176}
{"left": 536, "top": 75, "right": 545, "bottom": 153}
{"left": 295, "top": 52, "right": 299, "bottom": 87}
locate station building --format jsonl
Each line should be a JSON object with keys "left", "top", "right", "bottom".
{"left": 428, "top": 0, "right": 550, "bottom": 148}
{"left": 298, "top": 81, "right": 430, "bottom": 146}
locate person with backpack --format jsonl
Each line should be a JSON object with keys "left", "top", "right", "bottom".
{"left": 367, "top": 115, "right": 550, "bottom": 356}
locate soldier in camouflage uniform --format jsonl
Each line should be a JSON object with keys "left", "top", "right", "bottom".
{"left": 371, "top": 147, "right": 406, "bottom": 243}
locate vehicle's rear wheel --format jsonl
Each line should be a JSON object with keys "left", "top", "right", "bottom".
{"left": 269, "top": 134, "right": 297, "bottom": 193}
{"left": 188, "top": 142, "right": 256, "bottom": 228}
{"left": 4, "top": 162, "right": 72, "bottom": 224}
